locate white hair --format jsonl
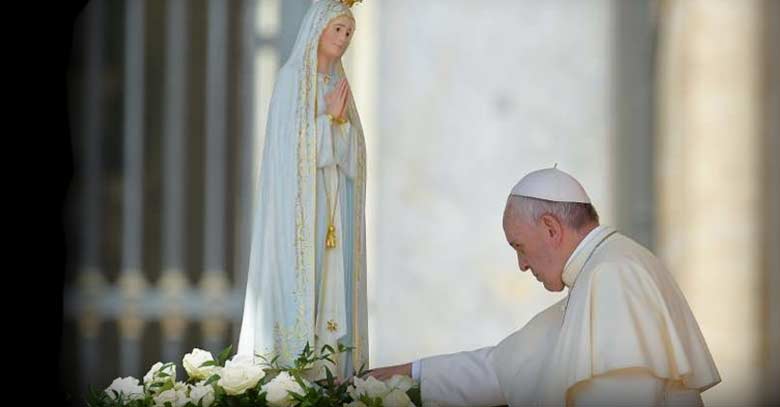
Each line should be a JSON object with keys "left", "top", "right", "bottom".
{"left": 507, "top": 195, "right": 599, "bottom": 230}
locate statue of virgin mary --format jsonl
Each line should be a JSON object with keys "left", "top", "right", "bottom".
{"left": 237, "top": 0, "right": 368, "bottom": 379}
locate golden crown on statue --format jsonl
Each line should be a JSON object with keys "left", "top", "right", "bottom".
{"left": 340, "top": 0, "right": 363, "bottom": 7}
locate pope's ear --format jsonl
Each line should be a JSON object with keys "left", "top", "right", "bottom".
{"left": 540, "top": 214, "right": 563, "bottom": 242}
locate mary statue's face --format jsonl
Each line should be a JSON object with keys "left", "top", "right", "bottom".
{"left": 318, "top": 15, "right": 355, "bottom": 61}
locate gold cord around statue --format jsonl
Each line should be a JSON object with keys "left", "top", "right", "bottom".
{"left": 315, "top": 68, "right": 343, "bottom": 250}
{"left": 323, "top": 170, "right": 341, "bottom": 249}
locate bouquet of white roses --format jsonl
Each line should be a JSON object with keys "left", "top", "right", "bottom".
{"left": 87, "top": 343, "right": 421, "bottom": 407}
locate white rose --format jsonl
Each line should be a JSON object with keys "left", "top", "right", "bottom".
{"left": 183, "top": 348, "right": 219, "bottom": 381}
{"left": 153, "top": 389, "right": 177, "bottom": 406}
{"left": 261, "top": 371, "right": 307, "bottom": 407}
{"left": 343, "top": 401, "right": 368, "bottom": 407}
{"left": 105, "top": 376, "right": 145, "bottom": 401}
{"left": 386, "top": 375, "right": 414, "bottom": 392}
{"left": 217, "top": 363, "right": 265, "bottom": 395}
{"left": 348, "top": 376, "right": 390, "bottom": 399}
{"left": 382, "top": 388, "right": 414, "bottom": 407}
{"left": 190, "top": 383, "right": 216, "bottom": 407}
{"left": 174, "top": 383, "right": 191, "bottom": 407}
{"left": 346, "top": 384, "right": 360, "bottom": 401}
{"left": 225, "top": 353, "right": 258, "bottom": 368}
{"left": 152, "top": 384, "right": 191, "bottom": 407}
{"left": 144, "top": 362, "right": 177, "bottom": 392}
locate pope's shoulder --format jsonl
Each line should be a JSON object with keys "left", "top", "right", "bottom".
{"left": 590, "top": 232, "right": 665, "bottom": 270}
{"left": 584, "top": 232, "right": 675, "bottom": 293}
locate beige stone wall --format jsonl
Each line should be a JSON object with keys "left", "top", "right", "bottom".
{"left": 657, "top": 0, "right": 775, "bottom": 404}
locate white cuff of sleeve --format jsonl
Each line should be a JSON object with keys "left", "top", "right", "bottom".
{"left": 412, "top": 359, "right": 421, "bottom": 382}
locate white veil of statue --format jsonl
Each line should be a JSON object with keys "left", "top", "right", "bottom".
{"left": 237, "top": 0, "right": 368, "bottom": 379}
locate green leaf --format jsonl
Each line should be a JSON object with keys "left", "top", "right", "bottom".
{"left": 218, "top": 344, "right": 234, "bottom": 366}
{"left": 205, "top": 373, "right": 221, "bottom": 386}
{"left": 408, "top": 386, "right": 422, "bottom": 407}
{"left": 160, "top": 380, "right": 175, "bottom": 392}
{"left": 325, "top": 367, "right": 335, "bottom": 390}
{"left": 200, "top": 360, "right": 218, "bottom": 367}
{"left": 292, "top": 373, "right": 308, "bottom": 390}
{"left": 289, "top": 391, "right": 306, "bottom": 402}
{"left": 355, "top": 362, "right": 369, "bottom": 377}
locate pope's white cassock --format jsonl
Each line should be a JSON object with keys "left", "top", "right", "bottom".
{"left": 413, "top": 169, "right": 721, "bottom": 406}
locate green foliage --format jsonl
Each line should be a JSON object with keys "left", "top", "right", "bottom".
{"left": 86, "top": 342, "right": 419, "bottom": 407}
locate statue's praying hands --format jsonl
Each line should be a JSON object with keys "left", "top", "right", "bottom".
{"left": 325, "top": 78, "right": 351, "bottom": 122}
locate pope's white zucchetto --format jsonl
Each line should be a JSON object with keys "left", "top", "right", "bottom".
{"left": 510, "top": 167, "right": 591, "bottom": 204}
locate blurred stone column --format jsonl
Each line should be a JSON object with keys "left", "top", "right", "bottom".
{"left": 234, "top": 0, "right": 257, "bottom": 340}
{"left": 202, "top": 318, "right": 229, "bottom": 356}
{"left": 252, "top": 0, "right": 281, "bottom": 213}
{"left": 118, "top": 308, "right": 145, "bottom": 377}
{"left": 201, "top": 0, "right": 230, "bottom": 353}
{"left": 76, "top": 0, "right": 106, "bottom": 293}
{"left": 656, "top": 0, "right": 766, "bottom": 404}
{"left": 762, "top": 1, "right": 780, "bottom": 403}
{"left": 159, "top": 0, "right": 189, "bottom": 363}
{"left": 118, "top": 0, "right": 147, "bottom": 377}
{"left": 78, "top": 309, "right": 101, "bottom": 394}
{"left": 612, "top": 0, "right": 656, "bottom": 249}
{"left": 75, "top": 0, "right": 107, "bottom": 392}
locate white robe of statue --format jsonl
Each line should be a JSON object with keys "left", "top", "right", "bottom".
{"left": 237, "top": 0, "right": 369, "bottom": 380}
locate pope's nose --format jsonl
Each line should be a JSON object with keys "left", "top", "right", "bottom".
{"left": 518, "top": 257, "right": 530, "bottom": 272}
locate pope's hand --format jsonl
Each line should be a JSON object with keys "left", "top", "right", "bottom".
{"left": 367, "top": 363, "right": 412, "bottom": 380}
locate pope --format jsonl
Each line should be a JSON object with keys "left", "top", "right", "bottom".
{"left": 369, "top": 167, "right": 721, "bottom": 406}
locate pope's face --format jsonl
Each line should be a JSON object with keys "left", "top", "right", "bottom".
{"left": 318, "top": 15, "right": 355, "bottom": 61}
{"left": 503, "top": 204, "right": 565, "bottom": 292}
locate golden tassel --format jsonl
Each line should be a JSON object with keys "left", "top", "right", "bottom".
{"left": 326, "top": 223, "right": 337, "bottom": 249}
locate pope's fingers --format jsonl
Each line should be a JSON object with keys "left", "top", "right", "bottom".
{"left": 368, "top": 368, "right": 395, "bottom": 381}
